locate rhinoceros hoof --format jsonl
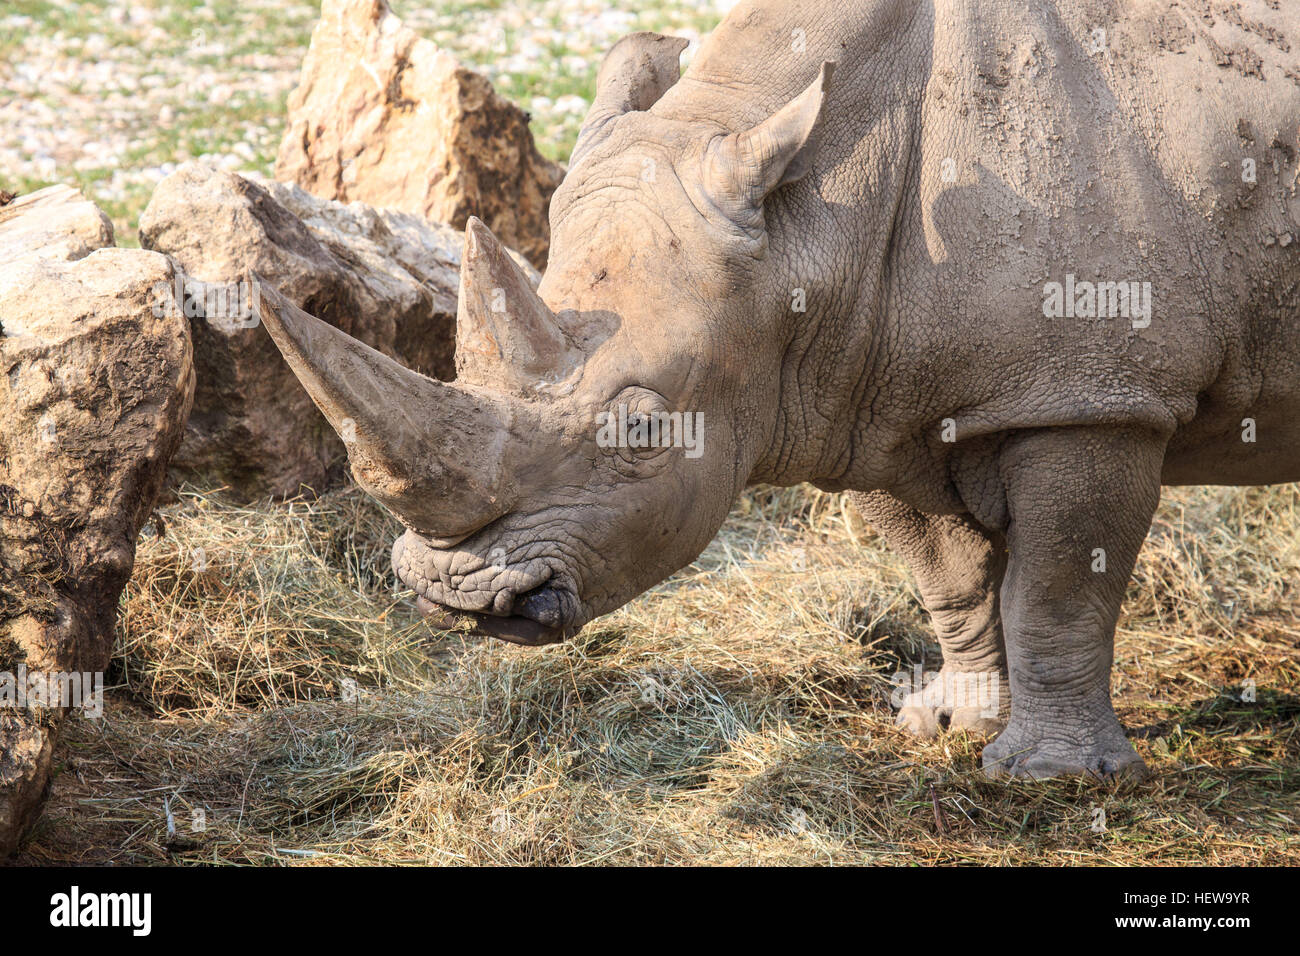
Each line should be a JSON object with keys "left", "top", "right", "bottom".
{"left": 981, "top": 721, "right": 1150, "bottom": 782}
{"left": 895, "top": 667, "right": 1007, "bottom": 739}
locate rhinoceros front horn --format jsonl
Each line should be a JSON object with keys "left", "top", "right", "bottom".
{"left": 254, "top": 276, "right": 517, "bottom": 540}
{"left": 455, "top": 217, "right": 583, "bottom": 391}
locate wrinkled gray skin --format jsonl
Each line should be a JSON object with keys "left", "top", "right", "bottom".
{"left": 263, "top": 0, "right": 1300, "bottom": 780}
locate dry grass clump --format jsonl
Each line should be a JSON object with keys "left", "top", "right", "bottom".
{"left": 1129, "top": 485, "right": 1300, "bottom": 635}
{"left": 114, "top": 486, "right": 443, "bottom": 715}
{"left": 12, "top": 482, "right": 1299, "bottom": 865}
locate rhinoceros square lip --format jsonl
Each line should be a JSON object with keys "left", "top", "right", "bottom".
{"left": 415, "top": 596, "right": 568, "bottom": 647}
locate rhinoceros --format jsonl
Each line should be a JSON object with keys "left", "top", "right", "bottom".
{"left": 257, "top": 0, "right": 1300, "bottom": 780}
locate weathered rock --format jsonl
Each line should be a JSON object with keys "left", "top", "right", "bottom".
{"left": 139, "top": 161, "right": 538, "bottom": 500}
{"left": 0, "top": 239, "right": 194, "bottom": 854}
{"left": 0, "top": 184, "right": 114, "bottom": 268}
{"left": 275, "top": 0, "right": 563, "bottom": 270}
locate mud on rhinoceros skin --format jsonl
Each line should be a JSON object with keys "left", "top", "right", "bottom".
{"left": 262, "top": 0, "right": 1300, "bottom": 782}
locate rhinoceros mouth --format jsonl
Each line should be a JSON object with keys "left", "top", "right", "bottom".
{"left": 415, "top": 584, "right": 572, "bottom": 647}
{"left": 391, "top": 528, "right": 578, "bottom": 646}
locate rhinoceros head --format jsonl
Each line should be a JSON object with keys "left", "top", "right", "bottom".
{"left": 259, "top": 33, "right": 833, "bottom": 645}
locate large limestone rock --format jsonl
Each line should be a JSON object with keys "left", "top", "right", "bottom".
{"left": 275, "top": 0, "right": 563, "bottom": 270}
{"left": 0, "top": 184, "right": 114, "bottom": 268}
{"left": 139, "top": 161, "right": 539, "bottom": 500}
{"left": 0, "top": 202, "right": 195, "bottom": 854}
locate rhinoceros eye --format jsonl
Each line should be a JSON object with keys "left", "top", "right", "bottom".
{"left": 596, "top": 387, "right": 679, "bottom": 468}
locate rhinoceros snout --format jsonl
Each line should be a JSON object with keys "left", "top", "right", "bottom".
{"left": 395, "top": 531, "right": 575, "bottom": 646}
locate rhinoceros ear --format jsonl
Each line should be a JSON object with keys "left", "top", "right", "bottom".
{"left": 571, "top": 32, "right": 689, "bottom": 165}
{"left": 705, "top": 61, "right": 835, "bottom": 227}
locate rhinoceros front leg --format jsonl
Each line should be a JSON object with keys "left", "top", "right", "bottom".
{"left": 847, "top": 491, "right": 1009, "bottom": 738}
{"left": 980, "top": 427, "right": 1165, "bottom": 781}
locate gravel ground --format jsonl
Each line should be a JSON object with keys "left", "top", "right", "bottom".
{"left": 0, "top": 0, "right": 735, "bottom": 245}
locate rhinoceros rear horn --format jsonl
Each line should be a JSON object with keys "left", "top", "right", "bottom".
{"left": 254, "top": 276, "right": 517, "bottom": 539}
{"left": 455, "top": 217, "right": 584, "bottom": 390}
{"left": 571, "top": 32, "right": 689, "bottom": 166}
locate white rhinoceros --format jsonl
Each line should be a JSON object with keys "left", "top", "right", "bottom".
{"left": 259, "top": 0, "right": 1300, "bottom": 780}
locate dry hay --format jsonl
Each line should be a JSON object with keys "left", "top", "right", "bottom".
{"left": 12, "top": 482, "right": 1298, "bottom": 865}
